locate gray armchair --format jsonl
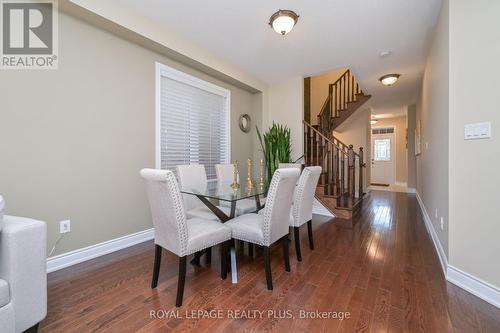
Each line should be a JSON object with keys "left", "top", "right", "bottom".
{"left": 0, "top": 196, "right": 47, "bottom": 333}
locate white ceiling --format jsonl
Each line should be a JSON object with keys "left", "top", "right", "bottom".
{"left": 118, "top": 0, "right": 442, "bottom": 108}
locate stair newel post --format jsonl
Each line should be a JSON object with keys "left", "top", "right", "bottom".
{"left": 359, "top": 147, "right": 364, "bottom": 198}
{"left": 347, "top": 145, "right": 354, "bottom": 201}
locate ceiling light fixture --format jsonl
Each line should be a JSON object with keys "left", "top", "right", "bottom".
{"left": 379, "top": 74, "right": 401, "bottom": 86}
{"left": 370, "top": 119, "right": 379, "bottom": 125}
{"left": 269, "top": 9, "right": 299, "bottom": 35}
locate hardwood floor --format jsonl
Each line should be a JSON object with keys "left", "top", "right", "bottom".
{"left": 40, "top": 191, "right": 500, "bottom": 332}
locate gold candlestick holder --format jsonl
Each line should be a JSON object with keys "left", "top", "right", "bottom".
{"left": 246, "top": 159, "right": 254, "bottom": 189}
{"left": 231, "top": 160, "right": 240, "bottom": 190}
{"left": 259, "top": 159, "right": 265, "bottom": 188}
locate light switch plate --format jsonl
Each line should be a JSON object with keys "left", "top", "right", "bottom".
{"left": 464, "top": 122, "right": 491, "bottom": 140}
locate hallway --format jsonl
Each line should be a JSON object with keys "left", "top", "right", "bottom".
{"left": 41, "top": 191, "right": 500, "bottom": 332}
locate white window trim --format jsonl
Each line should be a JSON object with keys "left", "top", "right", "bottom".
{"left": 155, "top": 62, "right": 231, "bottom": 170}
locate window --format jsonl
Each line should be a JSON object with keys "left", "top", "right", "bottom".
{"left": 156, "top": 63, "right": 230, "bottom": 180}
{"left": 372, "top": 127, "right": 394, "bottom": 135}
{"left": 374, "top": 139, "right": 391, "bottom": 161}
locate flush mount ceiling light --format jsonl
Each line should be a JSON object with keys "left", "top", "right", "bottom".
{"left": 379, "top": 74, "right": 401, "bottom": 86}
{"left": 370, "top": 118, "right": 379, "bottom": 125}
{"left": 269, "top": 9, "right": 299, "bottom": 35}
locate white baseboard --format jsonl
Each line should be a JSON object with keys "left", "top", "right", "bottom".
{"left": 312, "top": 198, "right": 335, "bottom": 217}
{"left": 415, "top": 192, "right": 448, "bottom": 273}
{"left": 447, "top": 265, "right": 500, "bottom": 308}
{"left": 47, "top": 228, "right": 154, "bottom": 273}
{"left": 416, "top": 191, "right": 500, "bottom": 309}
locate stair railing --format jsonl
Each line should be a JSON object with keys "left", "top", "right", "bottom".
{"left": 303, "top": 121, "right": 366, "bottom": 206}
{"left": 317, "top": 69, "right": 363, "bottom": 136}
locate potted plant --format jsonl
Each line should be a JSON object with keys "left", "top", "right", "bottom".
{"left": 256, "top": 122, "right": 292, "bottom": 187}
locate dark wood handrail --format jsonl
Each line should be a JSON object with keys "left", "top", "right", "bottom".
{"left": 317, "top": 69, "right": 363, "bottom": 138}
{"left": 303, "top": 121, "right": 360, "bottom": 158}
{"left": 329, "top": 69, "right": 350, "bottom": 88}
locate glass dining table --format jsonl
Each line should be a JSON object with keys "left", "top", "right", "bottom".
{"left": 180, "top": 181, "right": 266, "bottom": 284}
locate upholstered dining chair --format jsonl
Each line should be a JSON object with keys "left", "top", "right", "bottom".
{"left": 226, "top": 168, "right": 300, "bottom": 290}
{"left": 176, "top": 164, "right": 231, "bottom": 221}
{"left": 215, "top": 164, "right": 259, "bottom": 215}
{"left": 290, "top": 166, "right": 322, "bottom": 261}
{"left": 140, "top": 169, "right": 231, "bottom": 307}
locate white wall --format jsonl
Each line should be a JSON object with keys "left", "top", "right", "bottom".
{"left": 267, "top": 77, "right": 304, "bottom": 161}
{"left": 448, "top": 0, "right": 500, "bottom": 288}
{"left": 407, "top": 105, "right": 417, "bottom": 190}
{"left": 334, "top": 108, "right": 371, "bottom": 190}
{"left": 416, "top": 0, "right": 450, "bottom": 258}
{"left": 310, "top": 68, "right": 346, "bottom": 124}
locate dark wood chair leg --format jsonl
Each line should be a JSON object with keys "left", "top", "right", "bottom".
{"left": 220, "top": 242, "right": 228, "bottom": 279}
{"left": 226, "top": 240, "right": 234, "bottom": 274}
{"left": 307, "top": 220, "right": 314, "bottom": 250}
{"left": 176, "top": 256, "right": 187, "bottom": 307}
{"left": 248, "top": 243, "right": 254, "bottom": 257}
{"left": 151, "top": 244, "right": 162, "bottom": 288}
{"left": 191, "top": 251, "right": 201, "bottom": 266}
{"left": 263, "top": 246, "right": 273, "bottom": 290}
{"left": 282, "top": 236, "right": 291, "bottom": 272}
{"left": 205, "top": 247, "right": 212, "bottom": 264}
{"left": 293, "top": 227, "right": 302, "bottom": 262}
{"left": 24, "top": 323, "right": 39, "bottom": 333}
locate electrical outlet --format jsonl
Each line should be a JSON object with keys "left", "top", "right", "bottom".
{"left": 60, "top": 220, "right": 71, "bottom": 234}
{"left": 440, "top": 217, "right": 444, "bottom": 231}
{"left": 435, "top": 208, "right": 438, "bottom": 219}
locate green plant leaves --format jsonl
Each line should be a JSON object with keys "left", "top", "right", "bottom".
{"left": 256, "top": 122, "right": 292, "bottom": 187}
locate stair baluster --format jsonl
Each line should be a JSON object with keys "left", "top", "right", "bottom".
{"left": 358, "top": 147, "right": 364, "bottom": 198}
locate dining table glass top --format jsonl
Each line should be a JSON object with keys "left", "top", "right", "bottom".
{"left": 180, "top": 181, "right": 266, "bottom": 202}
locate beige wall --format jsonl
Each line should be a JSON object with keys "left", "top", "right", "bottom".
{"left": 309, "top": 68, "right": 347, "bottom": 125}
{"left": 448, "top": 0, "right": 500, "bottom": 288}
{"left": 374, "top": 116, "right": 408, "bottom": 185}
{"left": 407, "top": 105, "right": 417, "bottom": 189}
{"left": 416, "top": 0, "right": 450, "bottom": 258}
{"left": 267, "top": 77, "right": 304, "bottom": 161}
{"left": 0, "top": 13, "right": 261, "bottom": 256}
{"left": 333, "top": 108, "right": 371, "bottom": 191}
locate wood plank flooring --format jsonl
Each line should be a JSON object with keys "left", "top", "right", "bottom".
{"left": 40, "top": 191, "right": 500, "bottom": 332}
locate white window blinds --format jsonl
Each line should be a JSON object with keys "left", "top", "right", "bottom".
{"left": 156, "top": 63, "right": 230, "bottom": 180}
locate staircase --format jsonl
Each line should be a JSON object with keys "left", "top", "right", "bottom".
{"left": 304, "top": 69, "right": 371, "bottom": 220}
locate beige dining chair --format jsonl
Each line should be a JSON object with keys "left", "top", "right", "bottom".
{"left": 290, "top": 166, "right": 322, "bottom": 261}
{"left": 140, "top": 169, "right": 231, "bottom": 307}
{"left": 225, "top": 168, "right": 300, "bottom": 290}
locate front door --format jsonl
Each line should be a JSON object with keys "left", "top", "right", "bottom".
{"left": 371, "top": 130, "right": 395, "bottom": 185}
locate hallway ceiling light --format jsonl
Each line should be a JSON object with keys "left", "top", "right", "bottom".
{"left": 269, "top": 10, "right": 299, "bottom": 35}
{"left": 379, "top": 74, "right": 401, "bottom": 86}
{"left": 370, "top": 119, "right": 379, "bottom": 125}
